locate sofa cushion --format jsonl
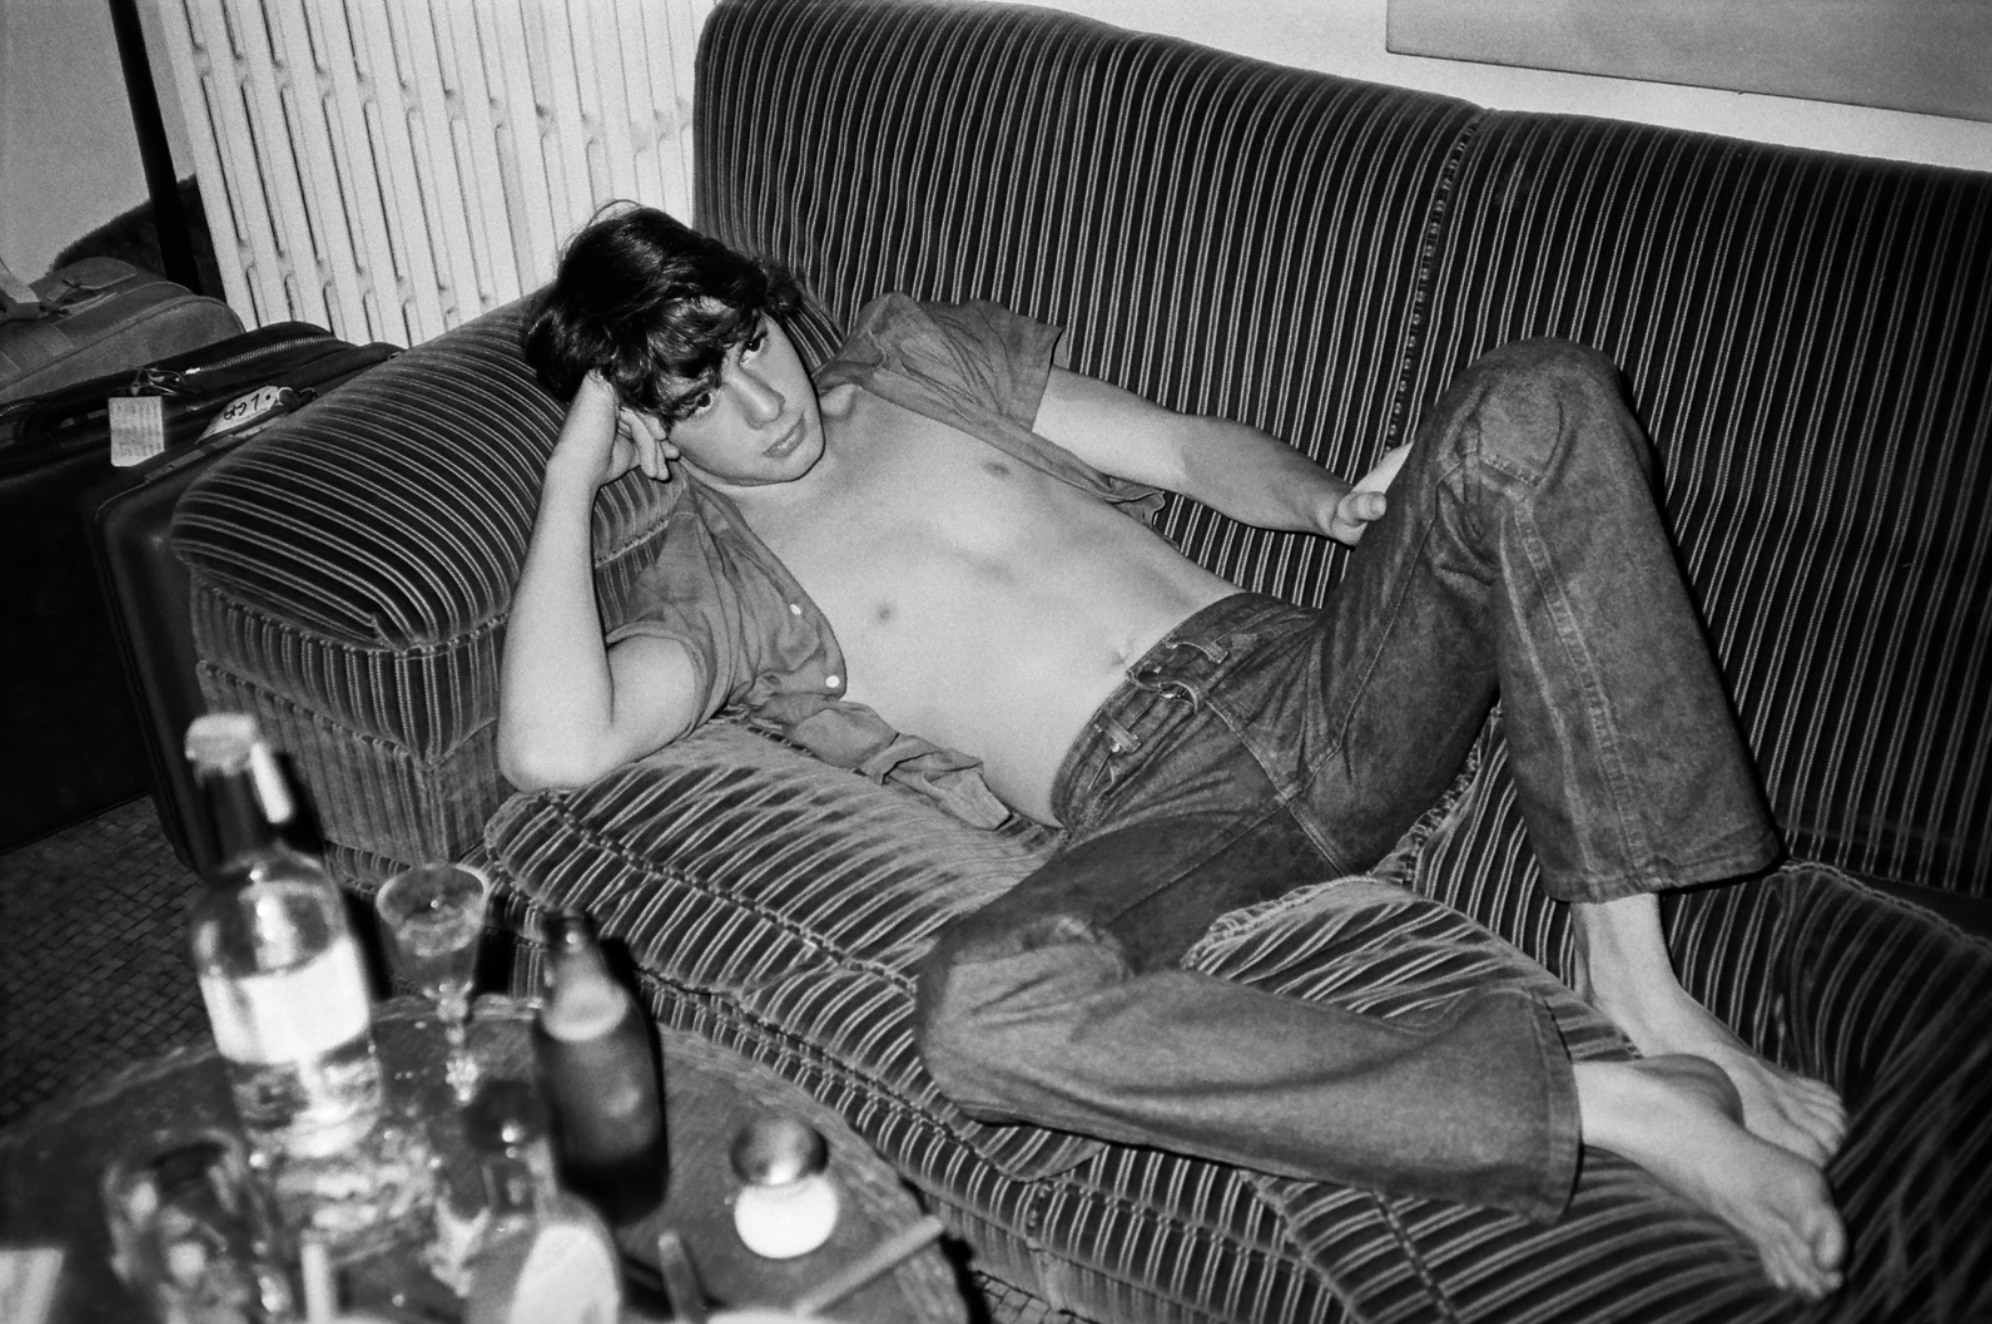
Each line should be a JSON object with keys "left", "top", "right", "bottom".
{"left": 488, "top": 721, "right": 1987, "bottom": 1323}
{"left": 482, "top": 720, "right": 1109, "bottom": 1178}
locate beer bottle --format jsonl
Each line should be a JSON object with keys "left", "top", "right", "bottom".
{"left": 533, "top": 910, "right": 664, "bottom": 1224}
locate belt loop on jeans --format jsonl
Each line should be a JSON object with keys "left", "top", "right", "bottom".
{"left": 1170, "top": 635, "right": 1229, "bottom": 665}
{"left": 1130, "top": 661, "right": 1209, "bottom": 712}
{"left": 1097, "top": 715, "right": 1142, "bottom": 755}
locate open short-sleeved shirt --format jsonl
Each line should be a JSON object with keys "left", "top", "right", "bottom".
{"left": 607, "top": 294, "right": 1163, "bottom": 827}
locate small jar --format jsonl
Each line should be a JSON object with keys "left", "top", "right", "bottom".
{"left": 460, "top": 1080, "right": 622, "bottom": 1324}
{"left": 730, "top": 1115, "right": 840, "bottom": 1259}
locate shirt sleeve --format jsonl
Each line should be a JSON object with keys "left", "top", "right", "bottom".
{"left": 818, "top": 294, "right": 1164, "bottom": 518}
{"left": 818, "top": 293, "right": 1056, "bottom": 422}
{"left": 603, "top": 504, "right": 738, "bottom": 729}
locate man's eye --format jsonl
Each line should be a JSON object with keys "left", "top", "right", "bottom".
{"left": 743, "top": 326, "right": 768, "bottom": 355}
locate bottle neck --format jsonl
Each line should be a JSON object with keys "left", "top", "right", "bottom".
{"left": 202, "top": 765, "right": 282, "bottom": 878}
{"left": 543, "top": 939, "right": 626, "bottom": 1041}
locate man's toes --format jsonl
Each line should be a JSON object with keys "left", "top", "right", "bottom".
{"left": 1779, "top": 1078, "right": 1848, "bottom": 1158}
{"left": 1809, "top": 1204, "right": 1849, "bottom": 1276}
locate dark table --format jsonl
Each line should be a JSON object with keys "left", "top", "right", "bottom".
{"left": 0, "top": 997, "right": 965, "bottom": 1323}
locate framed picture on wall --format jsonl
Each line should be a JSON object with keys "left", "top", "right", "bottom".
{"left": 1385, "top": 0, "right": 1992, "bottom": 123}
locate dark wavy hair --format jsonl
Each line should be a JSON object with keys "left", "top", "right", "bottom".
{"left": 523, "top": 204, "right": 802, "bottom": 422}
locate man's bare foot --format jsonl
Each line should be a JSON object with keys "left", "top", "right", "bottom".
{"left": 1575, "top": 1055, "right": 1847, "bottom": 1299}
{"left": 1572, "top": 894, "right": 1848, "bottom": 1164}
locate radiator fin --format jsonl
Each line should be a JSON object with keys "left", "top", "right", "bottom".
{"left": 159, "top": 0, "right": 714, "bottom": 346}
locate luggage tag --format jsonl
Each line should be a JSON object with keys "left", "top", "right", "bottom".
{"left": 108, "top": 364, "right": 183, "bottom": 467}
{"left": 109, "top": 396, "right": 167, "bottom": 467}
{"left": 197, "top": 383, "right": 304, "bottom": 443}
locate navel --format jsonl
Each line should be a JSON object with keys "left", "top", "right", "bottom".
{"left": 873, "top": 601, "right": 897, "bottom": 625}
{"left": 983, "top": 459, "right": 1013, "bottom": 479}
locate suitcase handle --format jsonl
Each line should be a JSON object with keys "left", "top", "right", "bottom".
{"left": 0, "top": 323, "right": 341, "bottom": 452}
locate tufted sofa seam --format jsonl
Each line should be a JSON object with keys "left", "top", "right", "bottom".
{"left": 1385, "top": 111, "right": 1488, "bottom": 456}
{"left": 192, "top": 660, "right": 497, "bottom": 767}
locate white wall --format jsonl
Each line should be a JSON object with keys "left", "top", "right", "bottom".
{"left": 3, "top": 0, "right": 1985, "bottom": 292}
{"left": 0, "top": 0, "right": 191, "bottom": 281}
{"left": 1035, "top": 0, "right": 1991, "bottom": 174}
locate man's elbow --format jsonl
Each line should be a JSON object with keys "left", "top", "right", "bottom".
{"left": 496, "top": 728, "right": 615, "bottom": 793}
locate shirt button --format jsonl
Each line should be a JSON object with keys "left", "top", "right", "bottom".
{"left": 789, "top": 602, "right": 802, "bottom": 615}
{"left": 825, "top": 674, "right": 841, "bottom": 688}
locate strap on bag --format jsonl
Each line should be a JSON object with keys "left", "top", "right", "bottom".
{"left": 0, "top": 257, "right": 42, "bottom": 324}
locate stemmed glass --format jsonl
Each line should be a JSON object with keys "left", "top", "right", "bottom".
{"left": 375, "top": 862, "right": 493, "bottom": 1102}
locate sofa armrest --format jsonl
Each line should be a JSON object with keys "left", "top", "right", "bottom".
{"left": 169, "top": 300, "right": 669, "bottom": 884}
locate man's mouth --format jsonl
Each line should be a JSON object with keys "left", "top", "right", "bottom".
{"left": 765, "top": 419, "right": 804, "bottom": 458}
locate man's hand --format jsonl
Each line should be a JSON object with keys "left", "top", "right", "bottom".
{"left": 551, "top": 371, "right": 680, "bottom": 489}
{"left": 1326, "top": 442, "right": 1411, "bottom": 545}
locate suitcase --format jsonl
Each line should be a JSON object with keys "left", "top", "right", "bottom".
{"left": 0, "top": 256, "right": 243, "bottom": 406}
{"left": 0, "top": 325, "right": 400, "bottom": 853}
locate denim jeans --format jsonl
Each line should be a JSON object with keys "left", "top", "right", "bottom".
{"left": 914, "top": 340, "right": 1780, "bottom": 1221}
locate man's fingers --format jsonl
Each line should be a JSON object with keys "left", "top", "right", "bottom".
{"left": 1341, "top": 491, "right": 1387, "bottom": 526}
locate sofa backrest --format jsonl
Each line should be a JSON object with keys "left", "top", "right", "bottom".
{"left": 1407, "top": 113, "right": 1991, "bottom": 892}
{"left": 699, "top": 0, "right": 1990, "bottom": 894}
{"left": 699, "top": 0, "right": 1482, "bottom": 603}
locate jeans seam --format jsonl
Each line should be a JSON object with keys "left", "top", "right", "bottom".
{"left": 1320, "top": 501, "right": 1447, "bottom": 777}
{"left": 1088, "top": 795, "right": 1321, "bottom": 936}
{"left": 1512, "top": 499, "right": 1655, "bottom": 885}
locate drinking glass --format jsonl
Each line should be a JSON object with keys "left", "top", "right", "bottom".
{"left": 102, "top": 1125, "right": 296, "bottom": 1323}
{"left": 375, "top": 862, "right": 493, "bottom": 1101}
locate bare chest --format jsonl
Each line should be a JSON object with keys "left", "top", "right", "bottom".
{"left": 745, "top": 389, "right": 1229, "bottom": 819}
{"left": 762, "top": 396, "right": 1114, "bottom": 639}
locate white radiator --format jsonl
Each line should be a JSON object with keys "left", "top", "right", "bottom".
{"left": 157, "top": 0, "right": 715, "bottom": 347}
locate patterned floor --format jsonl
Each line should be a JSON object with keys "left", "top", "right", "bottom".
{"left": 0, "top": 797, "right": 210, "bottom": 1131}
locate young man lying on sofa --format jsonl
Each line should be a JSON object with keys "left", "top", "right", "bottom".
{"left": 497, "top": 205, "right": 1848, "bottom": 1299}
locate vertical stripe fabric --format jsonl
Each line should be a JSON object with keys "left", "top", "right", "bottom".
{"left": 695, "top": 0, "right": 1482, "bottom": 608}
{"left": 175, "top": 299, "right": 684, "bottom": 873}
{"left": 1408, "top": 114, "right": 1991, "bottom": 897}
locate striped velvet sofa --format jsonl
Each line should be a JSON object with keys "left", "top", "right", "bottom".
{"left": 167, "top": 0, "right": 1990, "bottom": 1319}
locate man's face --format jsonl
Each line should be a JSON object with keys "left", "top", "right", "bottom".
{"left": 660, "top": 317, "right": 824, "bottom": 489}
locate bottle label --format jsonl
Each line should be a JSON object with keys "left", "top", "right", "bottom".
{"left": 199, "top": 937, "right": 372, "bottom": 1065}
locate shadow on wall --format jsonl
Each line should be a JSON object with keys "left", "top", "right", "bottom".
{"left": 50, "top": 176, "right": 223, "bottom": 301}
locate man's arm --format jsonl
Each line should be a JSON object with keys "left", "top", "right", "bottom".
{"left": 497, "top": 374, "right": 700, "bottom": 791}
{"left": 1032, "top": 367, "right": 1406, "bottom": 545}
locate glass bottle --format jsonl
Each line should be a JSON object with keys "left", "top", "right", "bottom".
{"left": 533, "top": 910, "right": 665, "bottom": 1225}
{"left": 185, "top": 712, "right": 384, "bottom": 1163}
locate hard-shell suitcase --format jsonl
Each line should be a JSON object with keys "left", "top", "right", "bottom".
{"left": 1, "top": 325, "right": 400, "bottom": 852}
{"left": 0, "top": 256, "right": 243, "bottom": 406}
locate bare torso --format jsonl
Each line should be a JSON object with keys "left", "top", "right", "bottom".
{"left": 748, "top": 383, "right": 1233, "bottom": 824}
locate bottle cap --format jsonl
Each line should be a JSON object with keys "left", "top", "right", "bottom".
{"left": 184, "top": 712, "right": 295, "bottom": 824}
{"left": 185, "top": 712, "right": 260, "bottom": 770}
{"left": 544, "top": 909, "right": 596, "bottom": 952}
{"left": 730, "top": 1115, "right": 828, "bottom": 1187}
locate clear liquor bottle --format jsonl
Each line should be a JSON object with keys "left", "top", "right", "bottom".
{"left": 185, "top": 713, "right": 384, "bottom": 1162}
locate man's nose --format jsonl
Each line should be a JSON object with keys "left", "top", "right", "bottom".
{"left": 738, "top": 370, "right": 784, "bottom": 425}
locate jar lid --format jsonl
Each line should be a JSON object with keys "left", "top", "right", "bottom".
{"left": 729, "top": 1114, "right": 827, "bottom": 1186}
